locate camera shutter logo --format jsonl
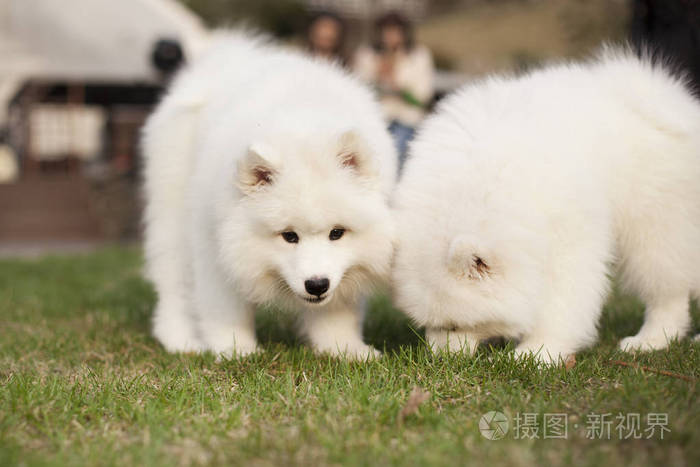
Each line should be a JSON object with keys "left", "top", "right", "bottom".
{"left": 480, "top": 411, "right": 509, "bottom": 440}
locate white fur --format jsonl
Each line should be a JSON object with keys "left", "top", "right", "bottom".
{"left": 393, "top": 49, "right": 700, "bottom": 363}
{"left": 142, "top": 33, "right": 396, "bottom": 359}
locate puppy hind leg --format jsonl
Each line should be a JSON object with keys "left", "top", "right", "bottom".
{"left": 516, "top": 236, "right": 612, "bottom": 364}
{"left": 617, "top": 218, "right": 694, "bottom": 351}
{"left": 619, "top": 293, "right": 691, "bottom": 351}
{"left": 426, "top": 327, "right": 483, "bottom": 354}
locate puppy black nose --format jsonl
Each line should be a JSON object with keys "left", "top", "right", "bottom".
{"left": 304, "top": 277, "right": 329, "bottom": 297}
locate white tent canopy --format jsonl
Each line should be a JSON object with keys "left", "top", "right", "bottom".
{"left": 0, "top": 0, "right": 209, "bottom": 124}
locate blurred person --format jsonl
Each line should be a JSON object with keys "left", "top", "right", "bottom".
{"left": 354, "top": 11, "right": 434, "bottom": 166}
{"left": 306, "top": 10, "right": 347, "bottom": 64}
{"left": 151, "top": 38, "right": 186, "bottom": 77}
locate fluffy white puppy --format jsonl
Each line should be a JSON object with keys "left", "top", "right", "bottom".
{"left": 393, "top": 49, "right": 700, "bottom": 362}
{"left": 142, "top": 33, "right": 396, "bottom": 358}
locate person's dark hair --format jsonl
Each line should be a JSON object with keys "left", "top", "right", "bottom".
{"left": 372, "top": 11, "right": 414, "bottom": 52}
{"left": 151, "top": 38, "right": 185, "bottom": 75}
{"left": 306, "top": 10, "right": 346, "bottom": 56}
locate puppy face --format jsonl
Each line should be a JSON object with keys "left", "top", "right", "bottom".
{"left": 218, "top": 129, "right": 394, "bottom": 308}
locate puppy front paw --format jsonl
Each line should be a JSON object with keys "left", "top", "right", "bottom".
{"left": 317, "top": 342, "right": 381, "bottom": 360}
{"left": 514, "top": 342, "right": 572, "bottom": 365}
{"left": 618, "top": 334, "right": 669, "bottom": 352}
{"left": 426, "top": 327, "right": 481, "bottom": 354}
{"left": 201, "top": 325, "right": 260, "bottom": 360}
{"left": 153, "top": 318, "right": 204, "bottom": 354}
{"left": 214, "top": 342, "right": 261, "bottom": 361}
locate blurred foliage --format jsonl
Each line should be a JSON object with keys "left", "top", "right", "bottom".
{"left": 179, "top": 0, "right": 308, "bottom": 37}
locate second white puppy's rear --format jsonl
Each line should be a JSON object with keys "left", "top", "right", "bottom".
{"left": 393, "top": 50, "right": 700, "bottom": 362}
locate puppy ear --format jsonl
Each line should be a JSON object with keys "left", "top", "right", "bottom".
{"left": 337, "top": 130, "right": 376, "bottom": 179}
{"left": 447, "top": 236, "right": 493, "bottom": 280}
{"left": 237, "top": 143, "right": 278, "bottom": 195}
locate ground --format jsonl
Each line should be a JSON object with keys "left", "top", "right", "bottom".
{"left": 0, "top": 247, "right": 698, "bottom": 466}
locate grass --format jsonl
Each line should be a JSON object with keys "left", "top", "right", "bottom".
{"left": 0, "top": 247, "right": 698, "bottom": 466}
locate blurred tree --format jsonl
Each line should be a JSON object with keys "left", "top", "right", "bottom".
{"left": 178, "top": 0, "right": 307, "bottom": 38}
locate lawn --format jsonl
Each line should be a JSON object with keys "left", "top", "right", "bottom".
{"left": 0, "top": 247, "right": 698, "bottom": 466}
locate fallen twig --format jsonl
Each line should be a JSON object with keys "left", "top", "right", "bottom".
{"left": 398, "top": 386, "right": 431, "bottom": 425}
{"left": 611, "top": 360, "right": 695, "bottom": 382}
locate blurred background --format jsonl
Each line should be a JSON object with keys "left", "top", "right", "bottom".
{"left": 0, "top": 0, "right": 698, "bottom": 254}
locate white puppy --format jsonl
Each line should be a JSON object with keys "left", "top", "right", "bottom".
{"left": 393, "top": 49, "right": 700, "bottom": 362}
{"left": 142, "top": 33, "right": 396, "bottom": 358}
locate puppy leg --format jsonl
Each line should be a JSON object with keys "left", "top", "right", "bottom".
{"left": 619, "top": 293, "right": 690, "bottom": 351}
{"left": 515, "top": 339, "right": 576, "bottom": 364}
{"left": 192, "top": 255, "right": 259, "bottom": 358}
{"left": 302, "top": 303, "right": 379, "bottom": 359}
{"left": 516, "top": 233, "right": 612, "bottom": 364}
{"left": 148, "top": 235, "right": 202, "bottom": 353}
{"left": 616, "top": 210, "right": 695, "bottom": 351}
{"left": 144, "top": 101, "right": 202, "bottom": 353}
{"left": 152, "top": 293, "right": 203, "bottom": 353}
{"left": 197, "top": 301, "right": 259, "bottom": 359}
{"left": 426, "top": 328, "right": 482, "bottom": 354}
{"left": 145, "top": 182, "right": 201, "bottom": 353}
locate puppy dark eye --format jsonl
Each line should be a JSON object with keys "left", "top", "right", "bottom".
{"left": 329, "top": 228, "right": 345, "bottom": 241}
{"left": 281, "top": 231, "right": 299, "bottom": 243}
